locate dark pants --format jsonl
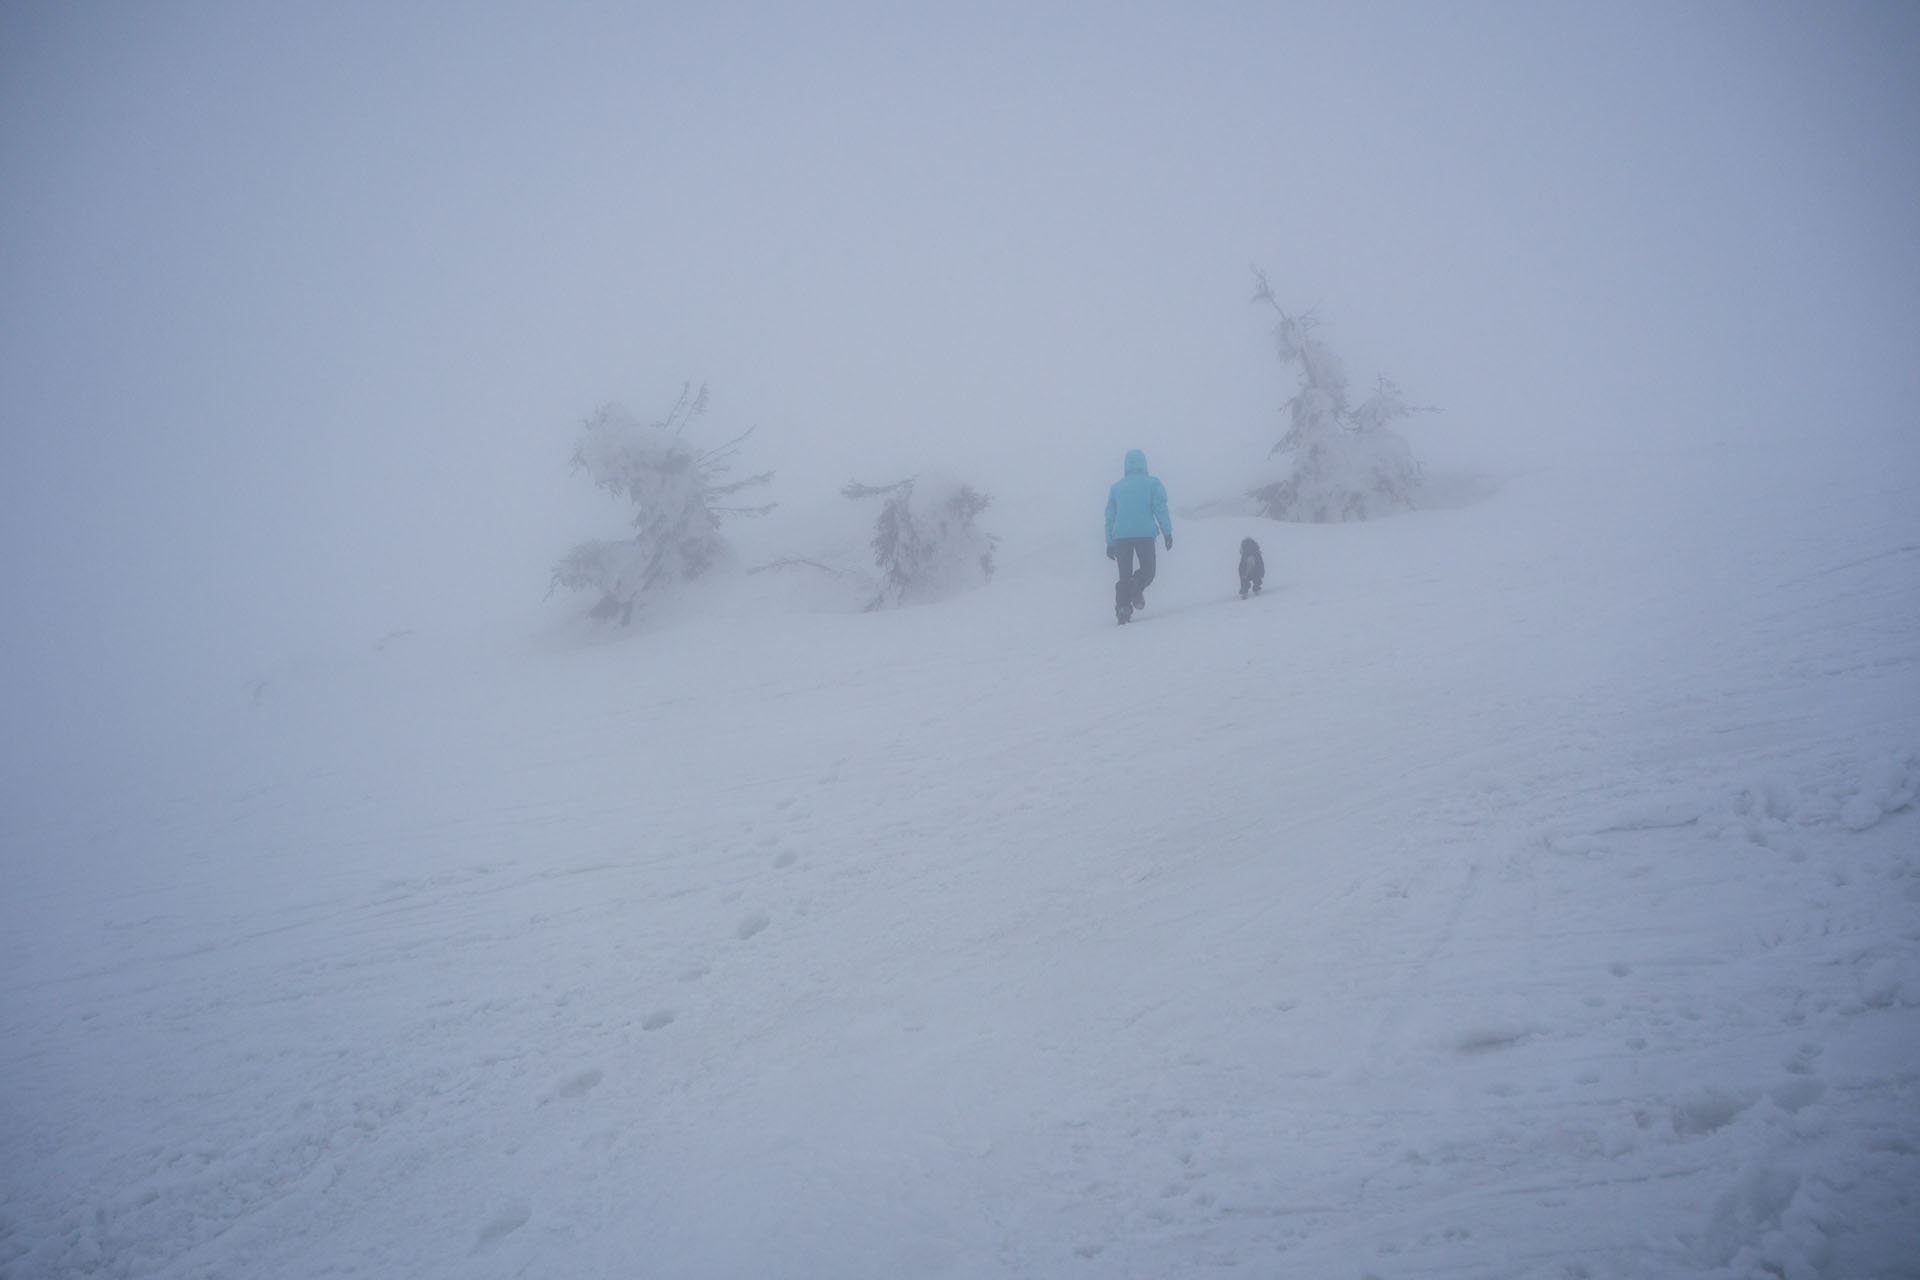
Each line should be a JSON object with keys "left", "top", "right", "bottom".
{"left": 1113, "top": 537, "right": 1157, "bottom": 607}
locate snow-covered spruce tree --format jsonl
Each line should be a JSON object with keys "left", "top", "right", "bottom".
{"left": 841, "top": 475, "right": 997, "bottom": 610}
{"left": 1248, "top": 270, "right": 1424, "bottom": 522}
{"left": 551, "top": 384, "right": 772, "bottom": 623}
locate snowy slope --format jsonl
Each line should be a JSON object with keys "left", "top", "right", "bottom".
{"left": 3, "top": 440, "right": 1917, "bottom": 1279}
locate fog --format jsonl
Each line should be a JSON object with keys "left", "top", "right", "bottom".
{"left": 3, "top": 2, "right": 1917, "bottom": 797}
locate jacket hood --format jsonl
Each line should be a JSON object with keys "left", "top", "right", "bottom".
{"left": 1124, "top": 449, "right": 1148, "bottom": 476}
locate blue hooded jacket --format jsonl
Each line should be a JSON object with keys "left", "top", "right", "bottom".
{"left": 1105, "top": 449, "right": 1171, "bottom": 545}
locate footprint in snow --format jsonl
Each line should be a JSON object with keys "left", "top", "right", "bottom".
{"left": 550, "top": 1068, "right": 602, "bottom": 1101}
{"left": 1455, "top": 1026, "right": 1531, "bottom": 1055}
{"left": 1671, "top": 1090, "right": 1750, "bottom": 1136}
{"left": 473, "top": 1200, "right": 531, "bottom": 1251}
{"left": 642, "top": 1009, "right": 675, "bottom": 1031}
{"left": 1783, "top": 1043, "right": 1822, "bottom": 1075}
{"left": 737, "top": 912, "right": 770, "bottom": 941}
{"left": 1771, "top": 1077, "right": 1826, "bottom": 1112}
{"left": 773, "top": 850, "right": 797, "bottom": 869}
{"left": 1547, "top": 833, "right": 1610, "bottom": 858}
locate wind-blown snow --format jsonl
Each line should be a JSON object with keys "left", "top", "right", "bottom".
{"left": 2, "top": 438, "right": 1917, "bottom": 1278}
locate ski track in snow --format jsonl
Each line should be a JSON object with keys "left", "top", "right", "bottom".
{"left": 3, "top": 447, "right": 1918, "bottom": 1278}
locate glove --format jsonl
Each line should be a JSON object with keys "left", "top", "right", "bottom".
{"left": 1106, "top": 545, "right": 1116, "bottom": 560}
{"left": 1163, "top": 533, "right": 1173, "bottom": 550}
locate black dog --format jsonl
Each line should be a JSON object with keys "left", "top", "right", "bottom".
{"left": 1238, "top": 537, "right": 1265, "bottom": 598}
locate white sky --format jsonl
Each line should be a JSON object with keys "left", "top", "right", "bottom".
{"left": 2, "top": 1, "right": 1917, "bottom": 776}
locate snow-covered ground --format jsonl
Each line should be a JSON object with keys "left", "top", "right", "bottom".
{"left": 3, "top": 438, "right": 1917, "bottom": 1278}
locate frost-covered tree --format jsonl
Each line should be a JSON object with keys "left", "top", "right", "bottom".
{"left": 552, "top": 384, "right": 772, "bottom": 623}
{"left": 1248, "top": 270, "right": 1424, "bottom": 522}
{"left": 841, "top": 474, "right": 997, "bottom": 610}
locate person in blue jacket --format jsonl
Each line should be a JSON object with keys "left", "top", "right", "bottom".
{"left": 1104, "top": 449, "right": 1172, "bottom": 624}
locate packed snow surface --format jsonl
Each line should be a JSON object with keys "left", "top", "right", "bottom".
{"left": 3, "top": 441, "right": 1917, "bottom": 1278}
